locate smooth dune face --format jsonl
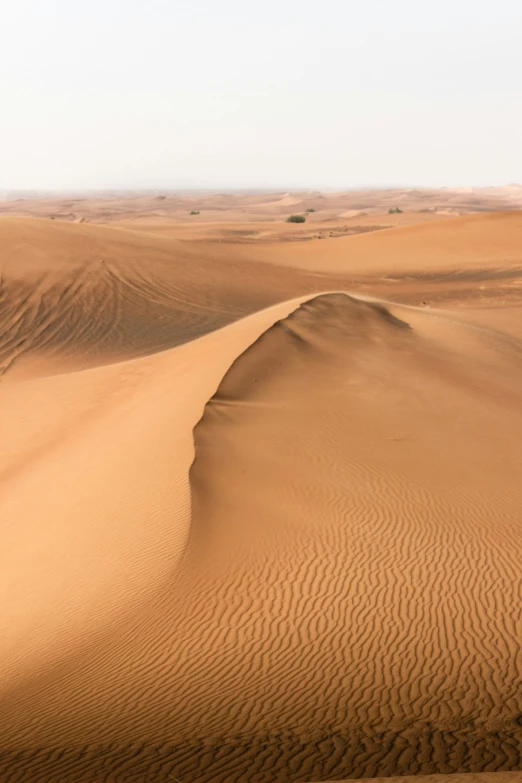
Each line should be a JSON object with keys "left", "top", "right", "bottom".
{"left": 230, "top": 211, "right": 522, "bottom": 273}
{"left": 1, "top": 209, "right": 522, "bottom": 782}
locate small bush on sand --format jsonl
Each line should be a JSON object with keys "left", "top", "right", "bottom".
{"left": 388, "top": 207, "right": 403, "bottom": 214}
{"left": 305, "top": 208, "right": 315, "bottom": 213}
{"left": 189, "top": 210, "right": 200, "bottom": 215}
{"left": 286, "top": 214, "right": 306, "bottom": 223}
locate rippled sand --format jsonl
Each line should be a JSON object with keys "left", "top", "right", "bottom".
{"left": 1, "top": 210, "right": 522, "bottom": 782}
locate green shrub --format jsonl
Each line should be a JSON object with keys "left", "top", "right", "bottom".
{"left": 286, "top": 214, "right": 306, "bottom": 223}
{"left": 189, "top": 210, "right": 200, "bottom": 215}
{"left": 388, "top": 207, "right": 403, "bottom": 214}
{"left": 305, "top": 208, "right": 316, "bottom": 213}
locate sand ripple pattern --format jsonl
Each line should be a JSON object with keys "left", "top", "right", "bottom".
{"left": 1, "top": 294, "right": 522, "bottom": 782}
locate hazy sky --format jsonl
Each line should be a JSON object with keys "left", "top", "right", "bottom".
{"left": 1, "top": 0, "right": 521, "bottom": 189}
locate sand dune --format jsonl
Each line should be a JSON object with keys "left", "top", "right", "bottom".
{"left": 2, "top": 185, "right": 522, "bottom": 224}
{"left": 0, "top": 217, "right": 319, "bottom": 378}
{"left": 234, "top": 211, "right": 522, "bottom": 273}
{"left": 1, "top": 208, "right": 522, "bottom": 782}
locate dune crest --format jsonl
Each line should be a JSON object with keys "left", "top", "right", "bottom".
{"left": 2, "top": 199, "right": 522, "bottom": 782}
{"left": 2, "top": 291, "right": 522, "bottom": 781}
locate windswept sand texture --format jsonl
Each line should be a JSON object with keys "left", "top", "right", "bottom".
{"left": 1, "top": 199, "right": 522, "bottom": 783}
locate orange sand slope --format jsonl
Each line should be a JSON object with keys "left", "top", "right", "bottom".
{"left": 0, "top": 217, "right": 316, "bottom": 378}
{"left": 1, "top": 213, "right": 522, "bottom": 783}
{"left": 228, "top": 211, "right": 522, "bottom": 273}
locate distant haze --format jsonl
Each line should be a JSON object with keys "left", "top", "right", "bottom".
{"left": 1, "top": 0, "right": 521, "bottom": 190}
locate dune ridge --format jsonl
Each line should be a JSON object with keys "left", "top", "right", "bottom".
{"left": 1, "top": 212, "right": 522, "bottom": 782}
{"left": 2, "top": 291, "right": 522, "bottom": 781}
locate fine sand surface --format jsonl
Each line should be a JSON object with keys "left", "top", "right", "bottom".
{"left": 1, "top": 205, "right": 522, "bottom": 783}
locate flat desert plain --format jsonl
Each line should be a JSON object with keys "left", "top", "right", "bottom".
{"left": 1, "top": 189, "right": 522, "bottom": 783}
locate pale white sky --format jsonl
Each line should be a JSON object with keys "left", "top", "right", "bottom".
{"left": 1, "top": 0, "right": 521, "bottom": 189}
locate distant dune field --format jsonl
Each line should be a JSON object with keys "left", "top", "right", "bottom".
{"left": 1, "top": 202, "right": 522, "bottom": 782}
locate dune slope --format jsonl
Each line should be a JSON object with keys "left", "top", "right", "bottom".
{"left": 0, "top": 217, "right": 316, "bottom": 378}
{"left": 2, "top": 292, "right": 522, "bottom": 782}
{"left": 235, "top": 210, "right": 522, "bottom": 274}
